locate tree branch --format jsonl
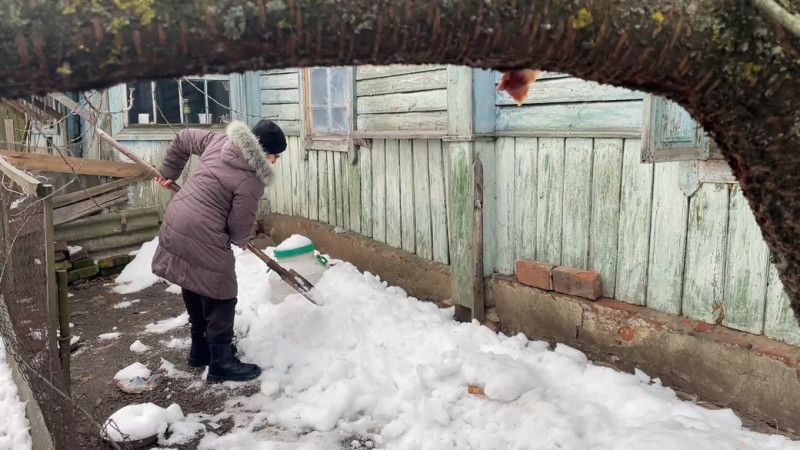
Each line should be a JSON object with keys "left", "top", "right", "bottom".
{"left": 752, "top": 0, "right": 800, "bottom": 38}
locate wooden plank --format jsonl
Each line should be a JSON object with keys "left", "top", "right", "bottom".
{"left": 271, "top": 120, "right": 301, "bottom": 136}
{"left": 399, "top": 140, "right": 416, "bottom": 253}
{"left": 764, "top": 262, "right": 800, "bottom": 346}
{"left": 356, "top": 65, "right": 442, "bottom": 80}
{"left": 535, "top": 138, "right": 565, "bottom": 265}
{"left": 496, "top": 77, "right": 643, "bottom": 106}
{"left": 589, "top": 138, "right": 624, "bottom": 298}
{"left": 284, "top": 138, "right": 295, "bottom": 216}
{"left": 341, "top": 152, "right": 351, "bottom": 230}
{"left": 261, "top": 89, "right": 300, "bottom": 104}
{"left": 494, "top": 137, "right": 517, "bottom": 273}
{"left": 0, "top": 150, "right": 146, "bottom": 179}
{"left": 447, "top": 66, "right": 473, "bottom": 136}
{"left": 334, "top": 151, "right": 345, "bottom": 227}
{"left": 646, "top": 162, "right": 688, "bottom": 315}
{"left": 429, "top": 140, "right": 449, "bottom": 264}
{"left": 263, "top": 104, "right": 301, "bottom": 121}
{"left": 54, "top": 175, "right": 144, "bottom": 208}
{"left": 615, "top": 139, "right": 654, "bottom": 305}
{"left": 357, "top": 90, "right": 447, "bottom": 115}
{"left": 360, "top": 145, "right": 373, "bottom": 237}
{"left": 722, "top": 185, "right": 770, "bottom": 334}
{"left": 0, "top": 154, "right": 45, "bottom": 197}
{"left": 413, "top": 140, "right": 432, "bottom": 260}
{"left": 53, "top": 189, "right": 128, "bottom": 225}
{"left": 449, "top": 141, "right": 480, "bottom": 311}
{"left": 357, "top": 69, "right": 447, "bottom": 96}
{"left": 348, "top": 152, "right": 362, "bottom": 233}
{"left": 296, "top": 137, "right": 308, "bottom": 218}
{"left": 385, "top": 140, "right": 402, "bottom": 248}
{"left": 561, "top": 138, "right": 593, "bottom": 269}
{"left": 357, "top": 112, "right": 448, "bottom": 132}
{"left": 371, "top": 140, "right": 386, "bottom": 242}
{"left": 292, "top": 137, "right": 304, "bottom": 217}
{"left": 493, "top": 70, "right": 569, "bottom": 83}
{"left": 682, "top": 183, "right": 730, "bottom": 324}
{"left": 496, "top": 101, "right": 643, "bottom": 134}
{"left": 318, "top": 151, "right": 329, "bottom": 223}
{"left": 4, "top": 120, "right": 15, "bottom": 150}
{"left": 327, "top": 151, "right": 336, "bottom": 225}
{"left": 698, "top": 160, "right": 736, "bottom": 184}
{"left": 259, "top": 72, "right": 299, "bottom": 90}
{"left": 475, "top": 140, "right": 496, "bottom": 276}
{"left": 273, "top": 149, "right": 286, "bottom": 214}
{"left": 514, "top": 138, "right": 538, "bottom": 261}
{"left": 307, "top": 150, "right": 319, "bottom": 221}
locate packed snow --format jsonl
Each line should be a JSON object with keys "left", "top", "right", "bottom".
{"left": 145, "top": 313, "right": 188, "bottom": 334}
{"left": 98, "top": 332, "right": 122, "bottom": 341}
{"left": 114, "top": 239, "right": 179, "bottom": 295}
{"left": 0, "top": 339, "right": 32, "bottom": 449}
{"left": 113, "top": 299, "right": 141, "bottom": 309}
{"left": 275, "top": 234, "right": 313, "bottom": 251}
{"left": 114, "top": 362, "right": 151, "bottom": 381}
{"left": 130, "top": 340, "right": 150, "bottom": 353}
{"left": 113, "top": 237, "right": 800, "bottom": 449}
{"left": 104, "top": 403, "right": 188, "bottom": 442}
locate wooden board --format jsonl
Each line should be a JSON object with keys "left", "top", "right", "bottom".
{"left": 589, "top": 138, "right": 624, "bottom": 298}
{"left": 371, "top": 140, "right": 387, "bottom": 243}
{"left": 293, "top": 137, "right": 307, "bottom": 219}
{"left": 357, "top": 70, "right": 447, "bottom": 96}
{"left": 429, "top": 140, "right": 449, "bottom": 264}
{"left": 357, "top": 90, "right": 448, "bottom": 115}
{"left": 722, "top": 185, "right": 770, "bottom": 334}
{"left": 307, "top": 150, "right": 319, "bottom": 221}
{"left": 385, "top": 140, "right": 402, "bottom": 248}
{"left": 449, "top": 141, "right": 476, "bottom": 309}
{"left": 682, "top": 183, "right": 730, "bottom": 324}
{"left": 356, "top": 65, "right": 442, "bottom": 80}
{"left": 560, "top": 138, "right": 593, "bottom": 269}
{"left": 318, "top": 150, "right": 329, "bottom": 223}
{"left": 399, "top": 140, "right": 416, "bottom": 253}
{"left": 496, "top": 101, "right": 643, "bottom": 134}
{"left": 327, "top": 151, "right": 336, "bottom": 225}
{"left": 497, "top": 77, "right": 643, "bottom": 106}
{"left": 494, "top": 138, "right": 516, "bottom": 273}
{"left": 357, "top": 112, "right": 448, "bottom": 131}
{"left": 53, "top": 189, "right": 128, "bottom": 225}
{"left": 535, "top": 138, "right": 565, "bottom": 265}
{"left": 359, "top": 145, "right": 373, "bottom": 237}
{"left": 764, "top": 263, "right": 800, "bottom": 345}
{"left": 514, "top": 138, "right": 537, "bottom": 261}
{"left": 261, "top": 89, "right": 300, "bottom": 104}
{"left": 475, "top": 140, "right": 497, "bottom": 276}
{"left": 259, "top": 72, "right": 299, "bottom": 89}
{"left": 646, "top": 162, "right": 688, "bottom": 315}
{"left": 348, "top": 152, "right": 362, "bottom": 233}
{"left": 615, "top": 139, "right": 654, "bottom": 305}
{"left": 334, "top": 151, "right": 345, "bottom": 227}
{"left": 263, "top": 103, "right": 301, "bottom": 121}
{"left": 413, "top": 140, "right": 433, "bottom": 260}
{"left": 54, "top": 175, "right": 144, "bottom": 208}
{"left": 341, "top": 152, "right": 351, "bottom": 230}
{"left": 0, "top": 150, "right": 146, "bottom": 178}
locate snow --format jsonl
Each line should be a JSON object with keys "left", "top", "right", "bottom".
{"left": 113, "top": 239, "right": 164, "bottom": 294}
{"left": 114, "top": 362, "right": 151, "bottom": 381}
{"left": 67, "top": 245, "right": 83, "bottom": 256}
{"left": 104, "top": 403, "right": 187, "bottom": 443}
{"left": 275, "top": 234, "right": 312, "bottom": 251}
{"left": 145, "top": 314, "right": 188, "bottom": 334}
{"left": 114, "top": 238, "right": 800, "bottom": 450}
{"left": 164, "top": 338, "right": 191, "bottom": 349}
{"left": 98, "top": 332, "right": 121, "bottom": 341}
{"left": 0, "top": 339, "right": 32, "bottom": 449}
{"left": 113, "top": 299, "right": 141, "bottom": 309}
{"left": 130, "top": 340, "right": 150, "bottom": 353}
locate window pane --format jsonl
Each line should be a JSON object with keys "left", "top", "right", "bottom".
{"left": 310, "top": 107, "right": 330, "bottom": 133}
{"left": 329, "top": 68, "right": 348, "bottom": 105}
{"left": 310, "top": 69, "right": 328, "bottom": 106}
{"left": 127, "top": 82, "right": 153, "bottom": 124}
{"left": 207, "top": 80, "right": 231, "bottom": 124}
{"left": 330, "top": 107, "right": 348, "bottom": 134}
{"left": 180, "top": 79, "right": 205, "bottom": 124}
{"left": 154, "top": 79, "right": 181, "bottom": 124}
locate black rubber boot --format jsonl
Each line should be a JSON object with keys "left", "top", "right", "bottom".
{"left": 207, "top": 343, "right": 261, "bottom": 383}
{"left": 187, "top": 333, "right": 238, "bottom": 367}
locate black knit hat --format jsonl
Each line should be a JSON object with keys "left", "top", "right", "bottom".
{"left": 251, "top": 119, "right": 287, "bottom": 154}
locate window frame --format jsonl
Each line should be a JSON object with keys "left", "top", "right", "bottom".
{"left": 301, "top": 66, "right": 356, "bottom": 153}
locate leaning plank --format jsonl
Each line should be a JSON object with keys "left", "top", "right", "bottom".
{"left": 53, "top": 175, "right": 145, "bottom": 209}
{"left": 53, "top": 189, "right": 128, "bottom": 225}
{"left": 0, "top": 150, "right": 146, "bottom": 178}
{"left": 0, "top": 154, "right": 45, "bottom": 197}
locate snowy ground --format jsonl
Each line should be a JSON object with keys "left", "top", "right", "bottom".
{"left": 0, "top": 339, "right": 33, "bottom": 449}
{"left": 110, "top": 237, "right": 800, "bottom": 450}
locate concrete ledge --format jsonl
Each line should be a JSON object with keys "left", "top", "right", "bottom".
{"left": 263, "top": 214, "right": 451, "bottom": 303}
{"left": 492, "top": 275, "right": 800, "bottom": 433}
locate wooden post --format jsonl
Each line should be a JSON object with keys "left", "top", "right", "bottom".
{"left": 56, "top": 270, "right": 71, "bottom": 395}
{"left": 4, "top": 119, "right": 15, "bottom": 150}
{"left": 43, "top": 185, "right": 57, "bottom": 336}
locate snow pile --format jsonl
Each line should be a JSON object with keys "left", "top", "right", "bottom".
{"left": 114, "top": 238, "right": 178, "bottom": 294}
{"left": 114, "top": 362, "right": 151, "bottom": 381}
{"left": 130, "top": 340, "right": 150, "bottom": 353}
{"left": 145, "top": 313, "right": 188, "bottom": 334}
{"left": 104, "top": 403, "right": 188, "bottom": 443}
{"left": 116, "top": 238, "right": 800, "bottom": 450}
{"left": 275, "top": 234, "right": 313, "bottom": 251}
{"left": 113, "top": 299, "right": 141, "bottom": 309}
{"left": 0, "top": 339, "right": 32, "bottom": 449}
{"left": 98, "top": 332, "right": 121, "bottom": 341}
{"left": 67, "top": 245, "right": 83, "bottom": 256}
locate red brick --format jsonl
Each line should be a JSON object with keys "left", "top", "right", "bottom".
{"left": 515, "top": 260, "right": 554, "bottom": 290}
{"left": 695, "top": 322, "right": 716, "bottom": 332}
{"left": 594, "top": 299, "right": 640, "bottom": 316}
{"left": 552, "top": 267, "right": 602, "bottom": 300}
{"left": 618, "top": 326, "right": 635, "bottom": 341}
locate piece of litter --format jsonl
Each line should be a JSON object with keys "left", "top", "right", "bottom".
{"left": 117, "top": 372, "right": 168, "bottom": 394}
{"left": 467, "top": 385, "right": 486, "bottom": 397}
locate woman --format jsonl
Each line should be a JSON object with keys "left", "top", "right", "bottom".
{"left": 151, "top": 119, "right": 285, "bottom": 383}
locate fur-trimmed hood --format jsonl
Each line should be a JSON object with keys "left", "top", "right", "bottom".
{"left": 224, "top": 120, "right": 275, "bottom": 186}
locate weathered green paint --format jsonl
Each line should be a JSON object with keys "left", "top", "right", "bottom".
{"left": 615, "top": 139, "right": 653, "bottom": 305}
{"left": 307, "top": 150, "right": 319, "bottom": 221}
{"left": 475, "top": 140, "right": 496, "bottom": 277}
{"left": 722, "top": 185, "right": 770, "bottom": 334}
{"left": 327, "top": 151, "right": 336, "bottom": 225}
{"left": 317, "top": 150, "right": 329, "bottom": 223}
{"left": 514, "top": 138, "right": 537, "bottom": 261}
{"left": 588, "top": 139, "right": 624, "bottom": 298}
{"left": 764, "top": 263, "right": 800, "bottom": 346}
{"left": 494, "top": 137, "right": 516, "bottom": 273}
{"left": 358, "top": 90, "right": 447, "bottom": 115}
{"left": 356, "top": 65, "right": 443, "bottom": 80}
{"left": 385, "top": 139, "right": 402, "bottom": 248}
{"left": 641, "top": 94, "right": 714, "bottom": 163}
{"left": 535, "top": 138, "right": 565, "bottom": 265}
{"left": 357, "top": 70, "right": 447, "bottom": 96}
{"left": 561, "top": 138, "right": 592, "bottom": 269}
{"left": 334, "top": 151, "right": 345, "bottom": 227}
{"left": 683, "top": 183, "right": 729, "bottom": 324}
{"left": 348, "top": 153, "right": 362, "bottom": 233}
{"left": 413, "top": 140, "right": 433, "bottom": 260}
{"left": 371, "top": 139, "right": 386, "bottom": 243}
{"left": 646, "top": 162, "right": 688, "bottom": 315}
{"left": 359, "top": 145, "right": 372, "bottom": 237}
{"left": 341, "top": 151, "right": 350, "bottom": 230}
{"left": 428, "top": 140, "right": 449, "bottom": 265}
{"left": 496, "top": 77, "right": 643, "bottom": 106}
{"left": 357, "top": 111, "right": 448, "bottom": 132}
{"left": 399, "top": 140, "right": 416, "bottom": 253}
{"left": 496, "top": 102, "right": 643, "bottom": 135}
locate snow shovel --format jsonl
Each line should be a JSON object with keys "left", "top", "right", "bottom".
{"left": 47, "top": 94, "right": 322, "bottom": 306}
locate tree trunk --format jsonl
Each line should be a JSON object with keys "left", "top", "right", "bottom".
{"left": 2, "top": 0, "right": 800, "bottom": 318}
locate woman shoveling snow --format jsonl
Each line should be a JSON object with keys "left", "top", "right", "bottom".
{"left": 150, "top": 119, "right": 286, "bottom": 383}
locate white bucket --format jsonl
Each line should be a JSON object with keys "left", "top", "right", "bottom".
{"left": 267, "top": 235, "right": 328, "bottom": 304}
{"left": 198, "top": 113, "right": 212, "bottom": 124}
{"left": 137, "top": 113, "right": 150, "bottom": 124}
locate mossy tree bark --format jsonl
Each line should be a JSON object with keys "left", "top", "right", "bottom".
{"left": 2, "top": 0, "right": 800, "bottom": 319}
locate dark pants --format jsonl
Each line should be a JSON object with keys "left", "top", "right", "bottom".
{"left": 181, "top": 289, "right": 237, "bottom": 344}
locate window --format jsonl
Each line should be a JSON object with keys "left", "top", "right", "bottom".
{"left": 127, "top": 75, "right": 231, "bottom": 126}
{"left": 305, "top": 67, "right": 351, "bottom": 136}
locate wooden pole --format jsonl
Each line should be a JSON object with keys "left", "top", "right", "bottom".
{"left": 56, "top": 270, "right": 71, "bottom": 395}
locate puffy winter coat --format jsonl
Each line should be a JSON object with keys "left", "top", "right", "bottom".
{"left": 151, "top": 120, "right": 274, "bottom": 299}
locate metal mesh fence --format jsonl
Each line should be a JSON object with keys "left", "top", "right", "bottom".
{"left": 0, "top": 175, "right": 77, "bottom": 449}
